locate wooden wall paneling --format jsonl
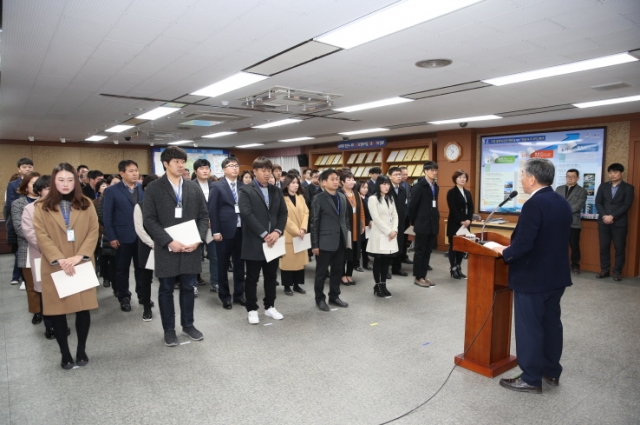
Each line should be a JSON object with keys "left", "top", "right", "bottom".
{"left": 127, "top": 149, "right": 152, "bottom": 174}
{"left": 229, "top": 150, "right": 264, "bottom": 172}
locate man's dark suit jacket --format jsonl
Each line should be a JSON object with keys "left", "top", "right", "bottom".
{"left": 310, "top": 191, "right": 350, "bottom": 252}
{"left": 102, "top": 181, "right": 144, "bottom": 244}
{"left": 595, "top": 180, "right": 635, "bottom": 228}
{"left": 366, "top": 178, "right": 377, "bottom": 199}
{"left": 238, "top": 181, "right": 288, "bottom": 261}
{"left": 408, "top": 178, "right": 439, "bottom": 235}
{"left": 446, "top": 187, "right": 474, "bottom": 237}
{"left": 82, "top": 184, "right": 97, "bottom": 200}
{"left": 5, "top": 178, "right": 22, "bottom": 242}
{"left": 389, "top": 184, "right": 407, "bottom": 235}
{"left": 502, "top": 186, "right": 573, "bottom": 293}
{"left": 209, "top": 178, "right": 243, "bottom": 239}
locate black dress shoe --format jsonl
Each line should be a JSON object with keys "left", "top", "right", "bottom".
{"left": 45, "top": 327, "right": 55, "bottom": 340}
{"left": 571, "top": 265, "right": 580, "bottom": 274}
{"left": 386, "top": 273, "right": 392, "bottom": 280}
{"left": 341, "top": 280, "right": 352, "bottom": 286}
{"left": 284, "top": 287, "right": 293, "bottom": 296}
{"left": 293, "top": 286, "right": 306, "bottom": 294}
{"left": 222, "top": 301, "right": 233, "bottom": 310}
{"left": 234, "top": 297, "right": 246, "bottom": 306}
{"left": 542, "top": 374, "right": 559, "bottom": 386}
{"left": 317, "top": 300, "right": 330, "bottom": 311}
{"left": 364, "top": 265, "right": 373, "bottom": 270}
{"left": 613, "top": 274, "right": 622, "bottom": 282}
{"left": 32, "top": 313, "right": 43, "bottom": 325}
{"left": 402, "top": 258, "right": 413, "bottom": 265}
{"left": 595, "top": 271, "right": 610, "bottom": 278}
{"left": 427, "top": 265, "right": 433, "bottom": 271}
{"left": 329, "top": 298, "right": 348, "bottom": 308}
{"left": 392, "top": 270, "right": 408, "bottom": 277}
{"left": 499, "top": 377, "right": 541, "bottom": 394}
{"left": 355, "top": 267, "right": 364, "bottom": 272}
{"left": 120, "top": 298, "right": 131, "bottom": 312}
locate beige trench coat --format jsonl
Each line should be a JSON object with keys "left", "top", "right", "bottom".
{"left": 33, "top": 199, "right": 100, "bottom": 315}
{"left": 279, "top": 194, "right": 309, "bottom": 271}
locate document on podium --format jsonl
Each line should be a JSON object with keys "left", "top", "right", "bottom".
{"left": 482, "top": 241, "right": 504, "bottom": 250}
{"left": 51, "top": 262, "right": 100, "bottom": 298}
{"left": 145, "top": 254, "right": 155, "bottom": 270}
{"left": 293, "top": 233, "right": 311, "bottom": 253}
{"left": 263, "top": 236, "right": 285, "bottom": 262}
{"left": 165, "top": 220, "right": 202, "bottom": 246}
{"left": 379, "top": 236, "right": 398, "bottom": 251}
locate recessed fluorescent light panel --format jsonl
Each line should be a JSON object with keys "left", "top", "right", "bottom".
{"left": 191, "top": 72, "right": 268, "bottom": 98}
{"left": 237, "top": 143, "right": 264, "bottom": 148}
{"left": 483, "top": 53, "right": 638, "bottom": 86}
{"left": 428, "top": 115, "right": 502, "bottom": 124}
{"left": 338, "top": 128, "right": 389, "bottom": 135}
{"left": 252, "top": 119, "right": 302, "bottom": 129}
{"left": 168, "top": 140, "right": 193, "bottom": 145}
{"left": 202, "top": 131, "right": 237, "bottom": 138}
{"left": 85, "top": 135, "right": 107, "bottom": 142}
{"left": 315, "top": 0, "right": 484, "bottom": 49}
{"left": 278, "top": 137, "right": 315, "bottom": 142}
{"left": 573, "top": 94, "right": 640, "bottom": 109}
{"left": 105, "top": 125, "right": 134, "bottom": 133}
{"left": 136, "top": 107, "right": 180, "bottom": 120}
{"left": 334, "top": 97, "right": 413, "bottom": 113}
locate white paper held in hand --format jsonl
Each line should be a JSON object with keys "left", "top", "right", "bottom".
{"left": 456, "top": 225, "right": 472, "bottom": 236}
{"left": 365, "top": 226, "right": 371, "bottom": 239}
{"left": 263, "top": 236, "right": 286, "bottom": 262}
{"left": 51, "top": 262, "right": 100, "bottom": 298}
{"left": 205, "top": 228, "right": 213, "bottom": 244}
{"left": 404, "top": 226, "right": 415, "bottom": 235}
{"left": 145, "top": 254, "right": 154, "bottom": 270}
{"left": 379, "top": 236, "right": 398, "bottom": 251}
{"left": 34, "top": 258, "right": 42, "bottom": 281}
{"left": 164, "top": 219, "right": 202, "bottom": 246}
{"left": 293, "top": 233, "right": 311, "bottom": 253}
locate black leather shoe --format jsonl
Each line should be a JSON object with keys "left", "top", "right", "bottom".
{"left": 386, "top": 273, "right": 392, "bottom": 280}
{"left": 364, "top": 265, "right": 373, "bottom": 270}
{"left": 596, "top": 271, "right": 610, "bottom": 278}
{"left": 542, "top": 375, "right": 559, "bottom": 386}
{"left": 355, "top": 267, "right": 364, "bottom": 272}
{"left": 120, "top": 298, "right": 131, "bottom": 312}
{"left": 402, "top": 258, "right": 413, "bottom": 264}
{"left": 341, "top": 279, "right": 352, "bottom": 286}
{"left": 499, "top": 377, "right": 541, "bottom": 394}
{"left": 222, "top": 301, "right": 233, "bottom": 310}
{"left": 329, "top": 298, "right": 348, "bottom": 308}
{"left": 32, "top": 313, "right": 43, "bottom": 325}
{"left": 234, "top": 297, "right": 246, "bottom": 306}
{"left": 45, "top": 327, "right": 55, "bottom": 340}
{"left": 103, "top": 279, "right": 110, "bottom": 288}
{"left": 613, "top": 274, "right": 622, "bottom": 282}
{"left": 571, "top": 265, "right": 580, "bottom": 274}
{"left": 450, "top": 268, "right": 462, "bottom": 279}
{"left": 293, "top": 286, "right": 306, "bottom": 294}
{"left": 284, "top": 287, "right": 293, "bottom": 296}
{"left": 392, "top": 270, "right": 408, "bottom": 277}
{"left": 427, "top": 265, "right": 433, "bottom": 271}
{"left": 317, "top": 300, "right": 330, "bottom": 312}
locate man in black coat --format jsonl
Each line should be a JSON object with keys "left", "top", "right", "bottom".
{"left": 595, "top": 163, "right": 635, "bottom": 281}
{"left": 388, "top": 167, "right": 408, "bottom": 277}
{"left": 238, "top": 157, "right": 288, "bottom": 325}
{"left": 492, "top": 158, "right": 573, "bottom": 394}
{"left": 408, "top": 161, "right": 439, "bottom": 288}
{"left": 310, "top": 169, "right": 350, "bottom": 311}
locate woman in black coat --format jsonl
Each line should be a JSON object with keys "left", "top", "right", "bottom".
{"left": 446, "top": 170, "right": 474, "bottom": 279}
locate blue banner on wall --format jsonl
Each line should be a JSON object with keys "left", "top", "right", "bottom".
{"left": 337, "top": 138, "right": 387, "bottom": 150}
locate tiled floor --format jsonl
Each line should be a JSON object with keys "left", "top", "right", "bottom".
{"left": 1, "top": 252, "right": 639, "bottom": 425}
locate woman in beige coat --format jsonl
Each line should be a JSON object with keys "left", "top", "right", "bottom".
{"left": 366, "top": 175, "right": 399, "bottom": 297}
{"left": 279, "top": 174, "right": 309, "bottom": 296}
{"left": 33, "top": 163, "right": 99, "bottom": 370}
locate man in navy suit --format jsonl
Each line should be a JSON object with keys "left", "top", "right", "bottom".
{"left": 209, "top": 156, "right": 245, "bottom": 310}
{"left": 595, "top": 163, "right": 635, "bottom": 281}
{"left": 103, "top": 159, "right": 145, "bottom": 312}
{"left": 492, "top": 158, "right": 573, "bottom": 394}
{"left": 366, "top": 166, "right": 381, "bottom": 199}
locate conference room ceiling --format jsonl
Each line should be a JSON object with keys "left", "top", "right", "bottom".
{"left": 1, "top": 0, "right": 639, "bottom": 149}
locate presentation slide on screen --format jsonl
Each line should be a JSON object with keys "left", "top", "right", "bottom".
{"left": 479, "top": 128, "right": 605, "bottom": 219}
{"left": 152, "top": 148, "right": 229, "bottom": 178}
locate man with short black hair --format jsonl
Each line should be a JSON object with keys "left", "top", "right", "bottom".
{"left": 272, "top": 164, "right": 283, "bottom": 188}
{"left": 103, "top": 161, "right": 144, "bottom": 312}
{"left": 388, "top": 167, "right": 408, "bottom": 277}
{"left": 77, "top": 165, "right": 89, "bottom": 186}
{"left": 595, "top": 163, "right": 635, "bottom": 281}
{"left": 310, "top": 169, "right": 350, "bottom": 311}
{"left": 5, "top": 157, "right": 34, "bottom": 285}
{"left": 302, "top": 168, "right": 312, "bottom": 188}
{"left": 143, "top": 147, "right": 209, "bottom": 346}
{"left": 367, "top": 166, "right": 382, "bottom": 198}
{"left": 399, "top": 166, "right": 413, "bottom": 265}
{"left": 193, "top": 159, "right": 216, "bottom": 292}
{"left": 555, "top": 169, "right": 587, "bottom": 274}
{"left": 238, "top": 157, "right": 288, "bottom": 324}
{"left": 82, "top": 170, "right": 104, "bottom": 199}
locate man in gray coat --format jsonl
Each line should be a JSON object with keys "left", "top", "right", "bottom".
{"left": 555, "top": 168, "right": 587, "bottom": 274}
{"left": 142, "top": 147, "right": 209, "bottom": 347}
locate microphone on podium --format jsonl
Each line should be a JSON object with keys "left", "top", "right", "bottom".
{"left": 481, "top": 191, "right": 518, "bottom": 242}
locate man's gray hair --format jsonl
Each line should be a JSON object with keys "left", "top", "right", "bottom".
{"left": 524, "top": 158, "right": 555, "bottom": 186}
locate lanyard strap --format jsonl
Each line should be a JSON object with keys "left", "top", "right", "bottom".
{"left": 61, "top": 208, "right": 71, "bottom": 229}
{"left": 173, "top": 178, "right": 182, "bottom": 205}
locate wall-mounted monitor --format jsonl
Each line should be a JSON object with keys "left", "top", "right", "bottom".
{"left": 151, "top": 148, "right": 230, "bottom": 177}
{"left": 479, "top": 127, "right": 605, "bottom": 219}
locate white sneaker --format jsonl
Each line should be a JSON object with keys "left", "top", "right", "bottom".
{"left": 248, "top": 310, "right": 259, "bottom": 324}
{"left": 10, "top": 279, "right": 19, "bottom": 285}
{"left": 265, "top": 307, "right": 283, "bottom": 320}
{"left": 19, "top": 282, "right": 26, "bottom": 290}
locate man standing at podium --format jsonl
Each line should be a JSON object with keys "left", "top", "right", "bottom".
{"left": 491, "top": 159, "right": 572, "bottom": 394}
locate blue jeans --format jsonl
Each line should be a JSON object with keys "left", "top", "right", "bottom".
{"left": 158, "top": 274, "right": 196, "bottom": 331}
{"left": 12, "top": 252, "right": 21, "bottom": 281}
{"left": 207, "top": 241, "right": 219, "bottom": 289}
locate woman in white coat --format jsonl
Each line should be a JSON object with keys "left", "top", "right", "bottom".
{"left": 366, "top": 175, "right": 399, "bottom": 297}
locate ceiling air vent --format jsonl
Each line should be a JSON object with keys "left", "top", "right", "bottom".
{"left": 180, "top": 111, "right": 250, "bottom": 127}
{"left": 403, "top": 81, "right": 490, "bottom": 100}
{"left": 239, "top": 86, "right": 341, "bottom": 113}
{"left": 591, "top": 82, "right": 631, "bottom": 92}
{"left": 496, "top": 104, "right": 576, "bottom": 118}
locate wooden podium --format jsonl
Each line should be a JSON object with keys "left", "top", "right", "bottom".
{"left": 452, "top": 232, "right": 518, "bottom": 378}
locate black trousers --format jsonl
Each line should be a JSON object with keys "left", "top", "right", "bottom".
{"left": 391, "top": 231, "right": 405, "bottom": 272}
{"left": 569, "top": 228, "right": 581, "bottom": 267}
{"left": 356, "top": 235, "right": 370, "bottom": 268}
{"left": 281, "top": 269, "right": 305, "bottom": 288}
{"left": 447, "top": 235, "right": 465, "bottom": 268}
{"left": 115, "top": 241, "right": 143, "bottom": 301}
{"left": 244, "top": 259, "right": 278, "bottom": 311}
{"left": 514, "top": 288, "right": 565, "bottom": 387}
{"left": 413, "top": 233, "right": 437, "bottom": 279}
{"left": 598, "top": 224, "right": 627, "bottom": 274}
{"left": 138, "top": 268, "right": 154, "bottom": 306}
{"left": 216, "top": 228, "right": 245, "bottom": 303}
{"left": 314, "top": 238, "right": 345, "bottom": 302}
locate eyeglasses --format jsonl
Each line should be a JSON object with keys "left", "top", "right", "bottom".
{"left": 225, "top": 164, "right": 240, "bottom": 168}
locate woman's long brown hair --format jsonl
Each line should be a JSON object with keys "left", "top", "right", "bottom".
{"left": 41, "top": 163, "right": 91, "bottom": 211}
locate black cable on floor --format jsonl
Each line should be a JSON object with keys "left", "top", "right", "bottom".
{"left": 378, "top": 293, "right": 498, "bottom": 425}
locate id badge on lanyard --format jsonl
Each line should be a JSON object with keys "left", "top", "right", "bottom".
{"left": 175, "top": 180, "right": 183, "bottom": 218}
{"left": 67, "top": 229, "right": 75, "bottom": 242}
